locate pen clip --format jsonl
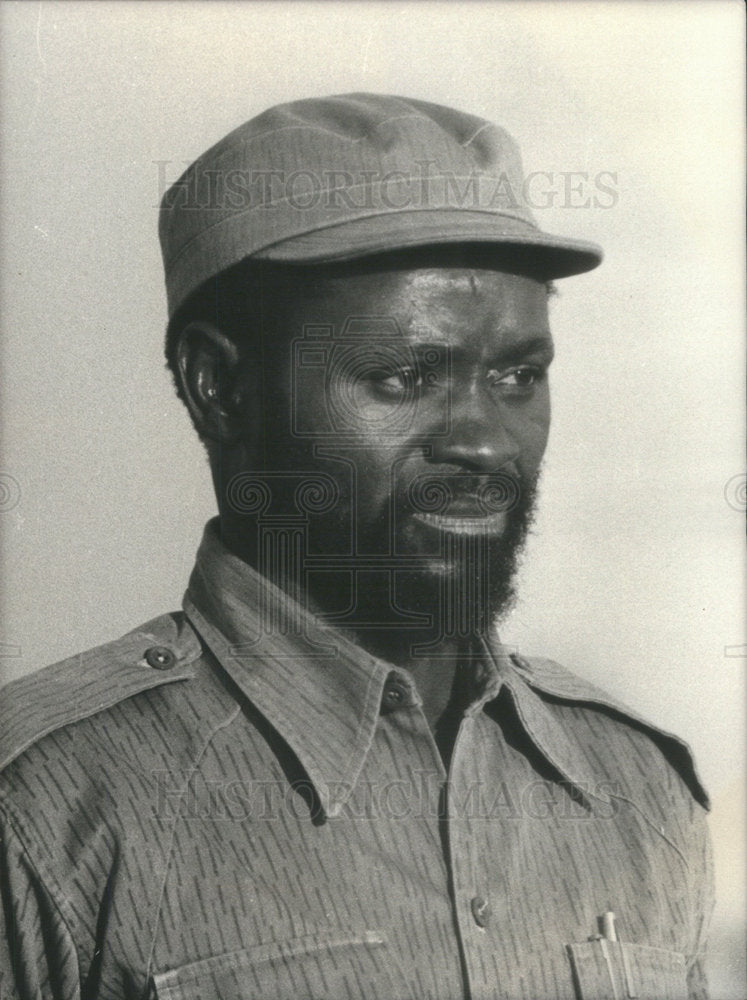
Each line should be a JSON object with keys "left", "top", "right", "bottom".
{"left": 599, "top": 910, "right": 618, "bottom": 942}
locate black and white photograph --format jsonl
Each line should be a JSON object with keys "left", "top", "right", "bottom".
{"left": 1, "top": 3, "right": 744, "bottom": 998}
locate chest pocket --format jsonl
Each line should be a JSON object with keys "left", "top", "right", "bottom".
{"left": 567, "top": 939, "right": 688, "bottom": 1000}
{"left": 151, "top": 930, "right": 397, "bottom": 1000}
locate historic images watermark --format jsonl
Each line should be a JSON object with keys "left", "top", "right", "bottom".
{"left": 0, "top": 473, "right": 21, "bottom": 513}
{"left": 155, "top": 160, "right": 619, "bottom": 214}
{"left": 290, "top": 318, "right": 453, "bottom": 440}
{"left": 152, "top": 769, "right": 621, "bottom": 822}
{"left": 724, "top": 473, "right": 746, "bottom": 512}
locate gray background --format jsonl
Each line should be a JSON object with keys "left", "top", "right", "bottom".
{"left": 1, "top": 1, "right": 744, "bottom": 994}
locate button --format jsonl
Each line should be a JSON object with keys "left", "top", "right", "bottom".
{"left": 144, "top": 646, "right": 176, "bottom": 670}
{"left": 470, "top": 895, "right": 491, "bottom": 928}
{"left": 380, "top": 679, "right": 410, "bottom": 713}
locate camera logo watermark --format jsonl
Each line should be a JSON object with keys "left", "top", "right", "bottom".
{"left": 291, "top": 318, "right": 451, "bottom": 439}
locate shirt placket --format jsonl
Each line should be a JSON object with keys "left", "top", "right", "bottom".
{"left": 378, "top": 665, "right": 498, "bottom": 1000}
{"left": 443, "top": 641, "right": 508, "bottom": 1000}
{"left": 447, "top": 706, "right": 494, "bottom": 1000}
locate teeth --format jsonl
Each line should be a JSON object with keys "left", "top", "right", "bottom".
{"left": 413, "top": 512, "right": 507, "bottom": 535}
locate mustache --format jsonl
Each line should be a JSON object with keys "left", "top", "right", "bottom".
{"left": 223, "top": 468, "right": 535, "bottom": 525}
{"left": 403, "top": 470, "right": 526, "bottom": 517}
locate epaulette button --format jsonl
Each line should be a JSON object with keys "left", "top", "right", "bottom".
{"left": 145, "top": 646, "right": 176, "bottom": 670}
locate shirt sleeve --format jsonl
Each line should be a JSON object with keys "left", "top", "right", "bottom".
{"left": 686, "top": 806, "right": 716, "bottom": 1000}
{"left": 0, "top": 805, "right": 81, "bottom": 1000}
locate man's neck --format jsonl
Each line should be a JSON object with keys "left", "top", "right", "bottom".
{"left": 333, "top": 622, "right": 486, "bottom": 734}
{"left": 218, "top": 520, "right": 492, "bottom": 737}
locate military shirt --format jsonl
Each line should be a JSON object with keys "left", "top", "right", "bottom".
{"left": 0, "top": 522, "right": 713, "bottom": 1000}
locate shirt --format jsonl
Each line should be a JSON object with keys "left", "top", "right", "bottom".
{"left": 0, "top": 521, "right": 714, "bottom": 1000}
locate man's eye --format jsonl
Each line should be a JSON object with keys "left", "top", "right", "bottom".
{"left": 374, "top": 367, "right": 427, "bottom": 392}
{"left": 487, "top": 366, "right": 545, "bottom": 393}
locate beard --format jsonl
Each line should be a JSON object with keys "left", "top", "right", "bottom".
{"left": 223, "top": 452, "right": 541, "bottom": 640}
{"left": 299, "top": 466, "right": 541, "bottom": 638}
{"left": 385, "top": 469, "right": 539, "bottom": 634}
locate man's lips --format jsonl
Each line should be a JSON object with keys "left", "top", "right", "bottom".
{"left": 410, "top": 509, "right": 508, "bottom": 536}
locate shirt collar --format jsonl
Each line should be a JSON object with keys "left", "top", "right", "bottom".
{"left": 182, "top": 521, "right": 708, "bottom": 817}
{"left": 183, "top": 521, "right": 417, "bottom": 817}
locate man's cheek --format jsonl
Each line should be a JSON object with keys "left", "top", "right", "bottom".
{"left": 517, "top": 412, "right": 551, "bottom": 472}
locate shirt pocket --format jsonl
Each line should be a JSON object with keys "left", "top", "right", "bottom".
{"left": 566, "top": 939, "right": 688, "bottom": 1000}
{"left": 151, "top": 929, "right": 396, "bottom": 1000}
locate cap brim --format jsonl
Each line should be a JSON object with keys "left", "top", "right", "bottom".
{"left": 253, "top": 209, "right": 602, "bottom": 279}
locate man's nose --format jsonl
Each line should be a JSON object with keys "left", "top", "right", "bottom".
{"left": 427, "top": 390, "right": 520, "bottom": 472}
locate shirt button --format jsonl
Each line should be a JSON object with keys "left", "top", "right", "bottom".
{"left": 144, "top": 646, "right": 176, "bottom": 670}
{"left": 381, "top": 679, "right": 409, "bottom": 712}
{"left": 471, "top": 895, "right": 491, "bottom": 928}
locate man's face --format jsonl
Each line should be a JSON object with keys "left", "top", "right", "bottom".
{"left": 236, "top": 261, "right": 553, "bottom": 623}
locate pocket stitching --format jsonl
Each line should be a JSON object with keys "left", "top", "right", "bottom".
{"left": 566, "top": 940, "right": 687, "bottom": 1000}
{"left": 153, "top": 929, "right": 387, "bottom": 990}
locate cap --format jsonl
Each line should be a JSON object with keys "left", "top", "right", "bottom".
{"left": 159, "top": 93, "right": 603, "bottom": 318}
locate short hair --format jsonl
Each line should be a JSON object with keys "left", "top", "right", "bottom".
{"left": 164, "top": 259, "right": 281, "bottom": 403}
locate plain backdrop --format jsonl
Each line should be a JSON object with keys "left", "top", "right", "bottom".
{"left": 1, "top": 1, "right": 744, "bottom": 995}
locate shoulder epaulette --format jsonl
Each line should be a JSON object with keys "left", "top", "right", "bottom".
{"left": 0, "top": 612, "right": 201, "bottom": 772}
{"left": 509, "top": 653, "right": 710, "bottom": 810}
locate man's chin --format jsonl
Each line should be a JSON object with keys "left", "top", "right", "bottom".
{"left": 392, "top": 548, "right": 519, "bottom": 627}
{"left": 389, "top": 487, "right": 539, "bottom": 629}
{"left": 299, "top": 472, "right": 538, "bottom": 630}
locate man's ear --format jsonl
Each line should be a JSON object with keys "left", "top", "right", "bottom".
{"left": 174, "top": 320, "right": 254, "bottom": 443}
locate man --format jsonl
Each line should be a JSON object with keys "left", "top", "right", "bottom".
{"left": 0, "top": 94, "right": 712, "bottom": 999}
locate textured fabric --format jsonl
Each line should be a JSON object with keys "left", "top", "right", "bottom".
{"left": 0, "top": 523, "right": 713, "bottom": 999}
{"left": 158, "top": 93, "right": 603, "bottom": 318}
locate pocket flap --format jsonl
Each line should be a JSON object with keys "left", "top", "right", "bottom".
{"left": 567, "top": 939, "right": 687, "bottom": 1000}
{"left": 152, "top": 930, "right": 389, "bottom": 1000}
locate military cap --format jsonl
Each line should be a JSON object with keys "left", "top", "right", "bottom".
{"left": 159, "top": 93, "right": 603, "bottom": 319}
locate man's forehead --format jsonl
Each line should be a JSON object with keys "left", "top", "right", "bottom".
{"left": 285, "top": 259, "right": 551, "bottom": 316}
{"left": 276, "top": 262, "right": 552, "bottom": 356}
{"left": 288, "top": 243, "right": 552, "bottom": 283}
